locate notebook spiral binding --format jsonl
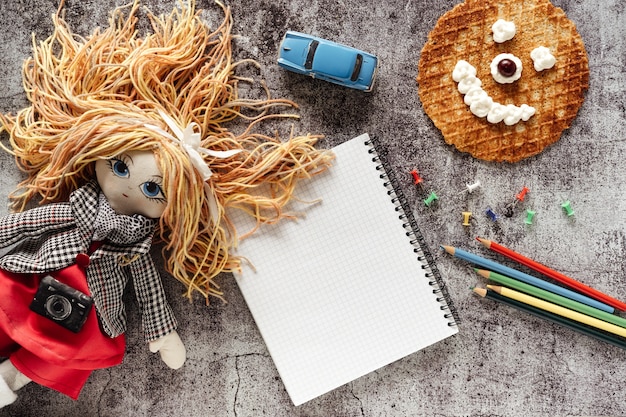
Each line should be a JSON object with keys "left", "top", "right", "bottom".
{"left": 365, "top": 137, "right": 459, "bottom": 326}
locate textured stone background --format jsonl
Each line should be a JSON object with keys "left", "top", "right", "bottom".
{"left": 0, "top": 0, "right": 625, "bottom": 416}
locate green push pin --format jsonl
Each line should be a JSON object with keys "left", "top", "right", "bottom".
{"left": 424, "top": 191, "right": 439, "bottom": 207}
{"left": 524, "top": 209, "right": 536, "bottom": 225}
{"left": 561, "top": 201, "right": 575, "bottom": 217}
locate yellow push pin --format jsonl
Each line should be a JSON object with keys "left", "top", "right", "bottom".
{"left": 462, "top": 211, "right": 472, "bottom": 226}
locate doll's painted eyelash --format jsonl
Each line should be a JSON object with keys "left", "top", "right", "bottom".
{"left": 106, "top": 156, "right": 166, "bottom": 203}
{"left": 141, "top": 177, "right": 166, "bottom": 203}
{"left": 107, "top": 156, "right": 131, "bottom": 178}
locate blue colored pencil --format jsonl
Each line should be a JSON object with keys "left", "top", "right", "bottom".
{"left": 441, "top": 245, "right": 615, "bottom": 313}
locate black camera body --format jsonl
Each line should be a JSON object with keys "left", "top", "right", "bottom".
{"left": 29, "top": 275, "right": 93, "bottom": 333}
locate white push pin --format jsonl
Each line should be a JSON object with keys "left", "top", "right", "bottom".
{"left": 466, "top": 180, "right": 482, "bottom": 193}
{"left": 459, "top": 180, "right": 481, "bottom": 195}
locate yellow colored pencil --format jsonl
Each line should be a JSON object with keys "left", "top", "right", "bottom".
{"left": 487, "top": 285, "right": 626, "bottom": 339}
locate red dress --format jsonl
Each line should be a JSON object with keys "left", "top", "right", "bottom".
{"left": 0, "top": 247, "right": 125, "bottom": 399}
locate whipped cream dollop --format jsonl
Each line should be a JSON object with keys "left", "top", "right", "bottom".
{"left": 453, "top": 60, "right": 536, "bottom": 126}
{"left": 530, "top": 46, "right": 556, "bottom": 71}
{"left": 491, "top": 19, "right": 516, "bottom": 43}
{"left": 490, "top": 53, "right": 523, "bottom": 84}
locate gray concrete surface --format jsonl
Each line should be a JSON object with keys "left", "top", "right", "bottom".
{"left": 0, "top": 0, "right": 625, "bottom": 416}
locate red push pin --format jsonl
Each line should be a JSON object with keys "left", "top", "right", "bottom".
{"left": 410, "top": 169, "right": 424, "bottom": 186}
{"left": 504, "top": 186, "right": 530, "bottom": 217}
{"left": 516, "top": 186, "right": 530, "bottom": 202}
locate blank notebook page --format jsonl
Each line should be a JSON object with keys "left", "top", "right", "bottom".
{"left": 232, "top": 133, "right": 458, "bottom": 405}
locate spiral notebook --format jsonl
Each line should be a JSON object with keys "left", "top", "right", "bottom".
{"left": 232, "top": 133, "right": 458, "bottom": 406}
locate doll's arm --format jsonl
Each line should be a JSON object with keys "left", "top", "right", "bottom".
{"left": 127, "top": 253, "right": 185, "bottom": 368}
{"left": 0, "top": 203, "right": 73, "bottom": 248}
{"left": 148, "top": 330, "right": 186, "bottom": 369}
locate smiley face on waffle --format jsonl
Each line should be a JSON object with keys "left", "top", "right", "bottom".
{"left": 417, "top": 0, "right": 589, "bottom": 162}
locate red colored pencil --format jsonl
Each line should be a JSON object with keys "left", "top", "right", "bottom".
{"left": 476, "top": 237, "right": 626, "bottom": 312}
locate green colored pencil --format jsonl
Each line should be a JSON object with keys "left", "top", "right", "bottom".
{"left": 476, "top": 269, "right": 626, "bottom": 329}
{"left": 472, "top": 287, "right": 626, "bottom": 351}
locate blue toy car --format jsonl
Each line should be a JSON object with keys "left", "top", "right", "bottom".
{"left": 278, "top": 31, "right": 378, "bottom": 92}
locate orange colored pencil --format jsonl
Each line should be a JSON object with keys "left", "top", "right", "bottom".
{"left": 476, "top": 237, "right": 626, "bottom": 312}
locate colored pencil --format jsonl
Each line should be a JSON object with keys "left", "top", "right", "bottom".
{"left": 476, "top": 269, "right": 626, "bottom": 329}
{"left": 477, "top": 237, "right": 626, "bottom": 312}
{"left": 488, "top": 285, "right": 626, "bottom": 338}
{"left": 472, "top": 287, "right": 626, "bottom": 351}
{"left": 440, "top": 245, "right": 614, "bottom": 313}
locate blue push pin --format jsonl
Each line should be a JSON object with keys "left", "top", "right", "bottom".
{"left": 485, "top": 206, "right": 498, "bottom": 221}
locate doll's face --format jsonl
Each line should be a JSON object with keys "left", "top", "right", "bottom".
{"left": 95, "top": 150, "right": 166, "bottom": 219}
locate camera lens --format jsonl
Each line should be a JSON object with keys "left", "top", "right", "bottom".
{"left": 45, "top": 295, "right": 72, "bottom": 321}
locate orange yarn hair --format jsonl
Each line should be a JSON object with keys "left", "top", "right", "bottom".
{"left": 0, "top": 0, "right": 334, "bottom": 301}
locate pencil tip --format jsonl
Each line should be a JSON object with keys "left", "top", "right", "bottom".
{"left": 440, "top": 245, "right": 453, "bottom": 254}
{"left": 476, "top": 269, "right": 490, "bottom": 279}
{"left": 472, "top": 287, "right": 487, "bottom": 297}
{"left": 486, "top": 285, "right": 502, "bottom": 294}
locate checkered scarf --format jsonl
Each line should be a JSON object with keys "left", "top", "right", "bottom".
{"left": 0, "top": 182, "right": 177, "bottom": 341}
{"left": 0, "top": 182, "right": 156, "bottom": 273}
{"left": 92, "top": 192, "right": 156, "bottom": 243}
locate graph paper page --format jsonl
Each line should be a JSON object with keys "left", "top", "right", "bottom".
{"left": 232, "top": 134, "right": 458, "bottom": 405}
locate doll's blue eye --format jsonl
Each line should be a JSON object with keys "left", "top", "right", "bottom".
{"left": 141, "top": 181, "right": 164, "bottom": 199}
{"left": 112, "top": 160, "right": 130, "bottom": 178}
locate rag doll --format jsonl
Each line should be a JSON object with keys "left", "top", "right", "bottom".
{"left": 0, "top": 0, "right": 333, "bottom": 406}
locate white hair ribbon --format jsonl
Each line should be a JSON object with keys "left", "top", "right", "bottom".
{"left": 145, "top": 109, "right": 241, "bottom": 181}
{"left": 145, "top": 110, "right": 241, "bottom": 224}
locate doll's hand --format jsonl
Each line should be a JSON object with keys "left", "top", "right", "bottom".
{"left": 149, "top": 330, "right": 186, "bottom": 369}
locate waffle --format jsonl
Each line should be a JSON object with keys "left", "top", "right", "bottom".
{"left": 417, "top": 0, "right": 589, "bottom": 162}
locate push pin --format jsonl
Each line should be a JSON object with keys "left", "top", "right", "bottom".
{"left": 459, "top": 180, "right": 481, "bottom": 195}
{"left": 524, "top": 209, "right": 536, "bottom": 225}
{"left": 410, "top": 169, "right": 424, "bottom": 186}
{"left": 424, "top": 191, "right": 439, "bottom": 207}
{"left": 462, "top": 211, "right": 472, "bottom": 226}
{"left": 561, "top": 201, "right": 575, "bottom": 217}
{"left": 516, "top": 186, "right": 530, "bottom": 202}
{"left": 485, "top": 206, "right": 499, "bottom": 221}
{"left": 466, "top": 180, "right": 481, "bottom": 193}
{"left": 506, "top": 186, "right": 530, "bottom": 213}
